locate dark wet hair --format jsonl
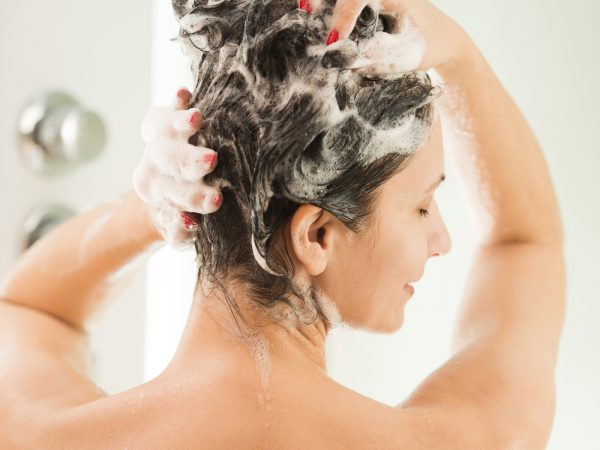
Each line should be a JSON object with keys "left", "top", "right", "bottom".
{"left": 170, "top": 0, "right": 441, "bottom": 330}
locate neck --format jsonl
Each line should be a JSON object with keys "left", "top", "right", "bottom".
{"left": 174, "top": 277, "right": 342, "bottom": 374}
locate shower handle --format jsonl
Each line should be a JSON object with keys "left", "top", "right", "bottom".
{"left": 17, "top": 91, "right": 107, "bottom": 176}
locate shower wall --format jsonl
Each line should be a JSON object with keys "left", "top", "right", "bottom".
{"left": 0, "top": 0, "right": 153, "bottom": 394}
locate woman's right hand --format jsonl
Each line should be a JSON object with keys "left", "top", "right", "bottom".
{"left": 132, "top": 88, "right": 223, "bottom": 249}
{"left": 327, "top": 0, "right": 472, "bottom": 76}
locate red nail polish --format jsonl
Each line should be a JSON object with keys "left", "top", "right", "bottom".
{"left": 181, "top": 212, "right": 198, "bottom": 229}
{"left": 326, "top": 29, "right": 339, "bottom": 46}
{"left": 202, "top": 152, "right": 217, "bottom": 167}
{"left": 299, "top": 0, "right": 312, "bottom": 13}
{"left": 189, "top": 111, "right": 201, "bottom": 126}
{"left": 176, "top": 88, "right": 188, "bottom": 100}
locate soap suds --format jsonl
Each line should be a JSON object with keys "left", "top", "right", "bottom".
{"left": 312, "top": 285, "right": 344, "bottom": 330}
{"left": 354, "top": 14, "right": 426, "bottom": 75}
{"left": 172, "top": 0, "right": 441, "bottom": 275}
{"left": 133, "top": 102, "right": 233, "bottom": 247}
{"left": 241, "top": 331, "right": 272, "bottom": 395}
{"left": 428, "top": 67, "right": 498, "bottom": 245}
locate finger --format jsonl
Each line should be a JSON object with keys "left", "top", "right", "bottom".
{"left": 328, "top": 0, "right": 372, "bottom": 41}
{"left": 140, "top": 106, "right": 170, "bottom": 143}
{"left": 147, "top": 140, "right": 217, "bottom": 182}
{"left": 171, "top": 87, "right": 191, "bottom": 110}
{"left": 299, "top": 0, "right": 311, "bottom": 13}
{"left": 167, "top": 181, "right": 223, "bottom": 214}
{"left": 134, "top": 166, "right": 190, "bottom": 210}
{"left": 138, "top": 162, "right": 221, "bottom": 214}
{"left": 132, "top": 161, "right": 160, "bottom": 206}
{"left": 160, "top": 176, "right": 222, "bottom": 214}
{"left": 154, "top": 207, "right": 196, "bottom": 248}
{"left": 172, "top": 108, "right": 203, "bottom": 136}
{"left": 180, "top": 211, "right": 200, "bottom": 230}
{"left": 198, "top": 188, "right": 223, "bottom": 214}
{"left": 178, "top": 146, "right": 218, "bottom": 182}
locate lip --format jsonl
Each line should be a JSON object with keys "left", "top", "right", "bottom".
{"left": 404, "top": 284, "right": 414, "bottom": 295}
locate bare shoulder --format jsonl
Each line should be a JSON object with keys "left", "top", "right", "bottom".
{"left": 0, "top": 361, "right": 257, "bottom": 449}
{"left": 0, "top": 299, "right": 483, "bottom": 450}
{"left": 237, "top": 360, "right": 491, "bottom": 450}
{"left": 0, "top": 338, "right": 483, "bottom": 450}
{"left": 0, "top": 300, "right": 105, "bottom": 448}
{"left": 0, "top": 294, "right": 550, "bottom": 449}
{"left": 0, "top": 299, "right": 248, "bottom": 449}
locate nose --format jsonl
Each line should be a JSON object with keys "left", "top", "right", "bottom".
{"left": 431, "top": 228, "right": 451, "bottom": 257}
{"left": 428, "top": 200, "right": 452, "bottom": 257}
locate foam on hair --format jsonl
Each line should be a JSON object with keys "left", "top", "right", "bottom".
{"left": 171, "top": 0, "right": 441, "bottom": 278}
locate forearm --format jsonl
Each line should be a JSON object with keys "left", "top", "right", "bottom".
{"left": 435, "top": 39, "right": 567, "bottom": 366}
{"left": 433, "top": 39, "right": 564, "bottom": 246}
{"left": 0, "top": 190, "right": 164, "bottom": 332}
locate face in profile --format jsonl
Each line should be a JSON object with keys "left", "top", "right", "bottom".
{"left": 173, "top": 0, "right": 447, "bottom": 335}
{"left": 294, "top": 109, "right": 451, "bottom": 333}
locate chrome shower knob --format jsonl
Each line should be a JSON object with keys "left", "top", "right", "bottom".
{"left": 18, "top": 91, "right": 107, "bottom": 176}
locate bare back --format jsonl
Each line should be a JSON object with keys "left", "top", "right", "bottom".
{"left": 0, "top": 238, "right": 563, "bottom": 449}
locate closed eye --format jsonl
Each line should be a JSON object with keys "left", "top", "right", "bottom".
{"left": 419, "top": 209, "right": 430, "bottom": 218}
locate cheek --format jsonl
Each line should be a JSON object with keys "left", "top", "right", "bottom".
{"left": 369, "top": 227, "right": 416, "bottom": 300}
{"left": 374, "top": 212, "right": 424, "bottom": 277}
{"left": 337, "top": 215, "right": 424, "bottom": 326}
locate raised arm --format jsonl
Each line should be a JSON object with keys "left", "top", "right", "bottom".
{"left": 432, "top": 39, "right": 566, "bottom": 350}
{"left": 435, "top": 50, "right": 564, "bottom": 248}
{"left": 0, "top": 190, "right": 162, "bottom": 333}
{"left": 326, "top": 0, "right": 566, "bottom": 447}
{"left": 0, "top": 88, "right": 220, "bottom": 332}
{"left": 396, "top": 38, "right": 566, "bottom": 448}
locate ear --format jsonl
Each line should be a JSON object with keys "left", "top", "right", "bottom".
{"left": 288, "top": 204, "right": 338, "bottom": 277}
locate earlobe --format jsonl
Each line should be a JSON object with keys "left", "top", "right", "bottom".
{"left": 289, "top": 204, "right": 331, "bottom": 276}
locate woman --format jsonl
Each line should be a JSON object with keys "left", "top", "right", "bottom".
{"left": 0, "top": 0, "right": 565, "bottom": 448}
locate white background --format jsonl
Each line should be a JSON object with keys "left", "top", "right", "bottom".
{"left": 0, "top": 0, "right": 152, "bottom": 393}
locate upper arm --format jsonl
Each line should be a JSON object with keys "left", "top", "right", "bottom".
{"left": 396, "top": 242, "right": 566, "bottom": 448}
{"left": 452, "top": 241, "right": 566, "bottom": 362}
{"left": 0, "top": 299, "right": 194, "bottom": 450}
{"left": 0, "top": 298, "right": 94, "bottom": 378}
{"left": 0, "top": 300, "right": 107, "bottom": 447}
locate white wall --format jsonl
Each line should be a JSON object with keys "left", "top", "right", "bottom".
{"left": 148, "top": 0, "right": 600, "bottom": 448}
{"left": 0, "top": 0, "right": 153, "bottom": 395}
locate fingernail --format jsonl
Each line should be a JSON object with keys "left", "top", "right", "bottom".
{"left": 202, "top": 152, "right": 217, "bottom": 168}
{"left": 176, "top": 88, "right": 189, "bottom": 101}
{"left": 189, "top": 111, "right": 201, "bottom": 126}
{"left": 181, "top": 211, "right": 199, "bottom": 229}
{"left": 299, "top": 0, "right": 312, "bottom": 13}
{"left": 326, "top": 29, "right": 339, "bottom": 46}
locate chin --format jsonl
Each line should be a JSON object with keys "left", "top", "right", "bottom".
{"left": 357, "top": 315, "right": 405, "bottom": 334}
{"left": 378, "top": 319, "right": 405, "bottom": 334}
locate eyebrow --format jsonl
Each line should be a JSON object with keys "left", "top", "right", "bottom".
{"left": 424, "top": 174, "right": 446, "bottom": 194}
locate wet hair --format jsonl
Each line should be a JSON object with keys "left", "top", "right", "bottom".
{"left": 170, "top": 0, "right": 442, "bottom": 330}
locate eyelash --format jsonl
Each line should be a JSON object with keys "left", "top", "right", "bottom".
{"left": 419, "top": 209, "right": 430, "bottom": 218}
